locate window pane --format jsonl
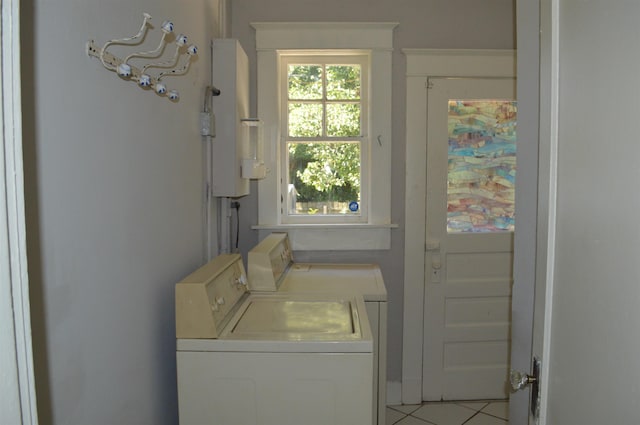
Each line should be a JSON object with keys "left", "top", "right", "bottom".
{"left": 326, "top": 65, "right": 361, "bottom": 100}
{"left": 287, "top": 142, "right": 361, "bottom": 216}
{"left": 288, "top": 103, "right": 322, "bottom": 137}
{"left": 288, "top": 65, "right": 323, "bottom": 99}
{"left": 447, "top": 100, "right": 517, "bottom": 232}
{"left": 326, "top": 103, "right": 360, "bottom": 137}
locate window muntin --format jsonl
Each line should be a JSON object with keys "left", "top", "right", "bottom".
{"left": 281, "top": 54, "right": 369, "bottom": 223}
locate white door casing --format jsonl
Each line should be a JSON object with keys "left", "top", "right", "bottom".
{"left": 510, "top": 0, "right": 542, "bottom": 423}
{"left": 423, "top": 77, "right": 516, "bottom": 401}
{"left": 521, "top": 0, "right": 555, "bottom": 423}
{"left": 402, "top": 49, "right": 516, "bottom": 404}
{"left": 0, "top": 0, "right": 39, "bottom": 422}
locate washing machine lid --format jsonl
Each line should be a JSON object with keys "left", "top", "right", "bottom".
{"left": 231, "top": 297, "right": 355, "bottom": 336}
{"left": 177, "top": 293, "right": 373, "bottom": 353}
{"left": 280, "top": 263, "right": 387, "bottom": 301}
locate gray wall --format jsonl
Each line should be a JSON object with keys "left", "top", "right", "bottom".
{"left": 546, "top": 2, "right": 640, "bottom": 422}
{"left": 230, "top": 0, "right": 516, "bottom": 384}
{"left": 22, "top": 0, "right": 222, "bottom": 423}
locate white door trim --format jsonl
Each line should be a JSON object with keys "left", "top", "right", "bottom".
{"left": 402, "top": 49, "right": 516, "bottom": 404}
{"left": 530, "top": 0, "right": 559, "bottom": 422}
{"left": 0, "top": 0, "right": 38, "bottom": 422}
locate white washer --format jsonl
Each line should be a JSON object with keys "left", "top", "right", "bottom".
{"left": 248, "top": 233, "right": 388, "bottom": 425}
{"left": 175, "top": 253, "right": 373, "bottom": 425}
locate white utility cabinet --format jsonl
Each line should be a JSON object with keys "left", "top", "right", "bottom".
{"left": 211, "top": 39, "right": 250, "bottom": 197}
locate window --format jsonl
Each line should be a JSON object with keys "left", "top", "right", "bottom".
{"left": 282, "top": 54, "right": 369, "bottom": 224}
{"left": 252, "top": 22, "right": 397, "bottom": 250}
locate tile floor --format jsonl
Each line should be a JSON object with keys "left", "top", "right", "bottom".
{"left": 387, "top": 400, "right": 508, "bottom": 425}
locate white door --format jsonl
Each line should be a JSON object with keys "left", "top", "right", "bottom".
{"left": 423, "top": 77, "right": 516, "bottom": 400}
{"left": 511, "top": 1, "right": 640, "bottom": 424}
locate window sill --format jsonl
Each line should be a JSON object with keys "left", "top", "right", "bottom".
{"left": 252, "top": 223, "right": 398, "bottom": 251}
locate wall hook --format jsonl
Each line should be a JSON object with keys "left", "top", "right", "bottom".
{"left": 156, "top": 45, "right": 197, "bottom": 80}
{"left": 141, "top": 33, "right": 187, "bottom": 74}
{"left": 123, "top": 20, "right": 173, "bottom": 64}
{"left": 99, "top": 12, "right": 151, "bottom": 71}
{"left": 86, "top": 12, "right": 198, "bottom": 102}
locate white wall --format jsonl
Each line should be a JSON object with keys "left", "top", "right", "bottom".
{"left": 545, "top": 1, "right": 640, "bottom": 423}
{"left": 22, "top": 0, "right": 221, "bottom": 423}
{"left": 230, "top": 0, "right": 516, "bottom": 385}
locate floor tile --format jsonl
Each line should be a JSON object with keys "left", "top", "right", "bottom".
{"left": 412, "top": 403, "right": 477, "bottom": 425}
{"left": 388, "top": 404, "right": 422, "bottom": 414}
{"left": 456, "top": 401, "right": 489, "bottom": 412}
{"left": 464, "top": 412, "right": 507, "bottom": 425}
{"left": 395, "top": 415, "right": 433, "bottom": 425}
{"left": 387, "top": 407, "right": 408, "bottom": 424}
{"left": 481, "top": 402, "right": 509, "bottom": 420}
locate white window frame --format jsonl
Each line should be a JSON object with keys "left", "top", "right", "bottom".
{"left": 281, "top": 52, "right": 370, "bottom": 225}
{"left": 252, "top": 22, "right": 398, "bottom": 250}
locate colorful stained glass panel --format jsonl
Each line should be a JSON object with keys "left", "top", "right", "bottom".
{"left": 447, "top": 100, "right": 517, "bottom": 232}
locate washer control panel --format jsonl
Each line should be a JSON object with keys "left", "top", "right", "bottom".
{"left": 247, "top": 232, "right": 293, "bottom": 291}
{"left": 176, "top": 254, "right": 248, "bottom": 339}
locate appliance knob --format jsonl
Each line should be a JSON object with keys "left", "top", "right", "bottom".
{"left": 234, "top": 275, "right": 248, "bottom": 287}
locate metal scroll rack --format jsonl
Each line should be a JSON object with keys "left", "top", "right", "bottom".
{"left": 86, "top": 13, "right": 198, "bottom": 102}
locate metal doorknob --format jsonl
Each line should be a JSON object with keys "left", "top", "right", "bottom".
{"left": 510, "top": 370, "right": 537, "bottom": 391}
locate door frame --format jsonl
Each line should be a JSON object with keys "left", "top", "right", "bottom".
{"left": 0, "top": 0, "right": 39, "bottom": 422}
{"left": 528, "top": 0, "right": 557, "bottom": 422}
{"left": 402, "top": 49, "right": 516, "bottom": 404}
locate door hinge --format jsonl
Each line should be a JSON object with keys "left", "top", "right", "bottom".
{"left": 427, "top": 79, "right": 435, "bottom": 89}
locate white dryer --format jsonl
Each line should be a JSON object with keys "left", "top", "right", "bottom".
{"left": 248, "top": 232, "right": 388, "bottom": 425}
{"left": 176, "top": 253, "right": 373, "bottom": 425}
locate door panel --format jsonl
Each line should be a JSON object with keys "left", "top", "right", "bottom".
{"left": 423, "top": 77, "right": 516, "bottom": 401}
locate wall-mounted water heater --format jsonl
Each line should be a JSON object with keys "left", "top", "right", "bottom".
{"left": 210, "top": 39, "right": 266, "bottom": 197}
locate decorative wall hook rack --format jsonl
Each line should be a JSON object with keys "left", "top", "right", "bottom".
{"left": 86, "top": 13, "right": 198, "bottom": 102}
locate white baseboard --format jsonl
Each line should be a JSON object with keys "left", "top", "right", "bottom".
{"left": 399, "top": 376, "right": 422, "bottom": 405}
{"left": 386, "top": 381, "right": 402, "bottom": 405}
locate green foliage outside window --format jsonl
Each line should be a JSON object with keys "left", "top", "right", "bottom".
{"left": 289, "top": 103, "right": 322, "bottom": 137}
{"left": 326, "top": 65, "right": 361, "bottom": 100}
{"left": 288, "top": 142, "right": 360, "bottom": 203}
{"left": 286, "top": 63, "right": 362, "bottom": 211}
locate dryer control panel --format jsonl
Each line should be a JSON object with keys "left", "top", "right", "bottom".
{"left": 247, "top": 232, "right": 293, "bottom": 291}
{"left": 176, "top": 254, "right": 248, "bottom": 339}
